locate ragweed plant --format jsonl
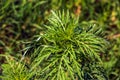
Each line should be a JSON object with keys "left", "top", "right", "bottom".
{"left": 24, "top": 11, "right": 108, "bottom": 80}
{"left": 0, "top": 54, "right": 35, "bottom": 80}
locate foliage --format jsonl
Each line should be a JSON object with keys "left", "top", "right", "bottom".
{"left": 1, "top": 10, "right": 109, "bottom": 80}
{"left": 0, "top": 54, "right": 35, "bottom": 80}
{"left": 0, "top": 0, "right": 120, "bottom": 80}
{"left": 26, "top": 11, "right": 108, "bottom": 80}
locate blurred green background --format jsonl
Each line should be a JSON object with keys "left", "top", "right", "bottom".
{"left": 0, "top": 0, "right": 120, "bottom": 80}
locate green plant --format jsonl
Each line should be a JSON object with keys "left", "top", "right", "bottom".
{"left": 23, "top": 10, "right": 108, "bottom": 80}
{"left": 0, "top": 0, "right": 120, "bottom": 80}
{"left": 1, "top": 10, "right": 108, "bottom": 80}
{"left": 0, "top": 54, "right": 35, "bottom": 80}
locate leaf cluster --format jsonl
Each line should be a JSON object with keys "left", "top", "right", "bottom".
{"left": 24, "top": 11, "right": 108, "bottom": 80}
